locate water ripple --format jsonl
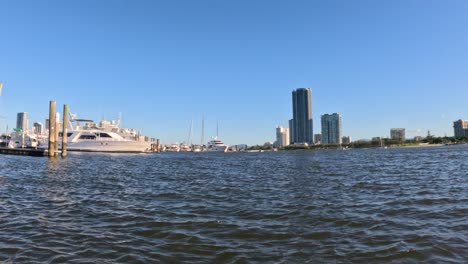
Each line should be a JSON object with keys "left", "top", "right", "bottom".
{"left": 0, "top": 146, "right": 467, "bottom": 263}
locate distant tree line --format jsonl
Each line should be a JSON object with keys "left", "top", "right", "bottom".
{"left": 247, "top": 144, "right": 275, "bottom": 150}
{"left": 281, "top": 136, "right": 468, "bottom": 150}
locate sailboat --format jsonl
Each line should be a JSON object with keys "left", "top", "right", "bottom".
{"left": 192, "top": 115, "right": 204, "bottom": 152}
{"left": 380, "top": 138, "right": 388, "bottom": 149}
{"left": 178, "top": 120, "right": 191, "bottom": 152}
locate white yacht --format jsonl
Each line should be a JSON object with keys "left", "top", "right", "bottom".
{"left": 2, "top": 132, "right": 39, "bottom": 149}
{"left": 207, "top": 136, "right": 228, "bottom": 152}
{"left": 192, "top": 144, "right": 203, "bottom": 152}
{"left": 179, "top": 143, "right": 192, "bottom": 152}
{"left": 0, "top": 134, "right": 11, "bottom": 147}
{"left": 57, "top": 130, "right": 150, "bottom": 153}
{"left": 39, "top": 115, "right": 151, "bottom": 153}
{"left": 164, "top": 143, "right": 180, "bottom": 152}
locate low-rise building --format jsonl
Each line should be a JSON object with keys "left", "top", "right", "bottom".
{"left": 342, "top": 136, "right": 352, "bottom": 144}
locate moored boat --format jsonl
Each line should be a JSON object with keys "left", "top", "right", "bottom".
{"left": 38, "top": 115, "right": 151, "bottom": 153}
{"left": 207, "top": 136, "right": 228, "bottom": 152}
{"left": 165, "top": 143, "right": 180, "bottom": 152}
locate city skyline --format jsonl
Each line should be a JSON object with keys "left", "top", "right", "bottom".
{"left": 1, "top": 1, "right": 468, "bottom": 145}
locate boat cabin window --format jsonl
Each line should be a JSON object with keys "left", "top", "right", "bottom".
{"left": 59, "top": 132, "right": 73, "bottom": 137}
{"left": 79, "top": 134, "right": 96, "bottom": 140}
{"left": 96, "top": 133, "right": 112, "bottom": 138}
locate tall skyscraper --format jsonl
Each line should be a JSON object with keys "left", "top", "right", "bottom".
{"left": 453, "top": 119, "right": 468, "bottom": 137}
{"left": 321, "top": 113, "right": 342, "bottom": 144}
{"left": 275, "top": 126, "right": 290, "bottom": 148}
{"left": 16, "top": 112, "right": 28, "bottom": 131}
{"left": 290, "top": 88, "right": 313, "bottom": 144}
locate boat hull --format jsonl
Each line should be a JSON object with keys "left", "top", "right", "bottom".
{"left": 67, "top": 141, "right": 150, "bottom": 153}
{"left": 40, "top": 140, "right": 151, "bottom": 153}
{"left": 206, "top": 146, "right": 228, "bottom": 152}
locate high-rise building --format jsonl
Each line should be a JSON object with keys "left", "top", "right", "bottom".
{"left": 290, "top": 88, "right": 313, "bottom": 144}
{"left": 288, "top": 119, "right": 294, "bottom": 144}
{"left": 16, "top": 112, "right": 28, "bottom": 131}
{"left": 33, "top": 122, "right": 43, "bottom": 135}
{"left": 390, "top": 128, "right": 405, "bottom": 141}
{"left": 453, "top": 119, "right": 468, "bottom": 137}
{"left": 275, "top": 126, "right": 290, "bottom": 148}
{"left": 314, "top": 134, "right": 322, "bottom": 145}
{"left": 321, "top": 113, "right": 342, "bottom": 144}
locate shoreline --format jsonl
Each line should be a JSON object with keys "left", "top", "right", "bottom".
{"left": 388, "top": 143, "right": 445, "bottom": 149}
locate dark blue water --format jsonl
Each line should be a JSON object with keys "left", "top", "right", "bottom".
{"left": 1, "top": 146, "right": 467, "bottom": 263}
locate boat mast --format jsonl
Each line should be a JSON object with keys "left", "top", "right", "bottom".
{"left": 201, "top": 114, "right": 204, "bottom": 145}
{"left": 187, "top": 119, "right": 193, "bottom": 145}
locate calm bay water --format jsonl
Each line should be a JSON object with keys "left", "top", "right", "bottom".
{"left": 0, "top": 145, "right": 467, "bottom": 263}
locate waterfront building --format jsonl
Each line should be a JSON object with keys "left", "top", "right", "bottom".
{"left": 288, "top": 119, "right": 295, "bottom": 145}
{"left": 390, "top": 128, "right": 405, "bottom": 141}
{"left": 33, "top": 122, "right": 43, "bottom": 135}
{"left": 321, "top": 113, "right": 342, "bottom": 145}
{"left": 275, "top": 126, "right": 290, "bottom": 148}
{"left": 290, "top": 88, "right": 313, "bottom": 144}
{"left": 314, "top": 134, "right": 322, "bottom": 145}
{"left": 453, "top": 119, "right": 468, "bottom": 137}
{"left": 16, "top": 112, "right": 28, "bottom": 132}
{"left": 342, "top": 136, "right": 352, "bottom": 145}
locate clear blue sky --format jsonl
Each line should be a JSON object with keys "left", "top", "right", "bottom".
{"left": 1, "top": 0, "right": 467, "bottom": 145}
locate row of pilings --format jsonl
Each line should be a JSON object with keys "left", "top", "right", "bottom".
{"left": 47, "top": 100, "right": 161, "bottom": 157}
{"left": 48, "top": 101, "right": 68, "bottom": 158}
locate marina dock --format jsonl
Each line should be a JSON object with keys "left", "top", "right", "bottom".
{"left": 0, "top": 147, "right": 48, "bottom": 157}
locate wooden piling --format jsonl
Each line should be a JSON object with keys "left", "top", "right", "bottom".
{"left": 156, "top": 139, "right": 160, "bottom": 152}
{"left": 48, "top": 101, "right": 56, "bottom": 157}
{"left": 62, "top": 104, "right": 68, "bottom": 158}
{"left": 54, "top": 112, "right": 60, "bottom": 157}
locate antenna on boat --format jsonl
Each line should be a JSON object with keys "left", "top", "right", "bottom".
{"left": 216, "top": 120, "right": 219, "bottom": 138}
{"left": 68, "top": 112, "right": 76, "bottom": 130}
{"left": 117, "top": 112, "right": 122, "bottom": 128}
